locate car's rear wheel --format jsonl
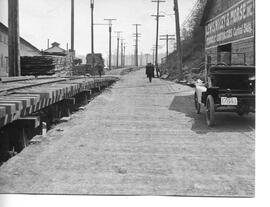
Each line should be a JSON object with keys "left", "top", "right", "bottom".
{"left": 194, "top": 92, "right": 201, "bottom": 114}
{"left": 206, "top": 95, "right": 215, "bottom": 127}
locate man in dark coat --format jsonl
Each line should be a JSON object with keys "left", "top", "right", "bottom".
{"left": 146, "top": 63, "right": 155, "bottom": 83}
{"left": 96, "top": 64, "right": 103, "bottom": 78}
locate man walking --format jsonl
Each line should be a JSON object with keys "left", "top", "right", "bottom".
{"left": 97, "top": 64, "right": 103, "bottom": 78}
{"left": 146, "top": 63, "right": 155, "bottom": 83}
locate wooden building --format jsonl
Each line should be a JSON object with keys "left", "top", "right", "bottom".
{"left": 0, "top": 22, "right": 40, "bottom": 77}
{"left": 201, "top": 0, "right": 255, "bottom": 66}
{"left": 43, "top": 42, "right": 67, "bottom": 56}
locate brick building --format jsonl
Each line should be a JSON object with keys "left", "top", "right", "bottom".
{"left": 0, "top": 22, "right": 40, "bottom": 77}
{"left": 201, "top": 0, "right": 255, "bottom": 66}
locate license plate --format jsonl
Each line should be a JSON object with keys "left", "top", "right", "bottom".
{"left": 221, "top": 97, "right": 238, "bottom": 106}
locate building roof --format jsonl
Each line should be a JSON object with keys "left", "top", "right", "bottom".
{"left": 0, "top": 22, "right": 41, "bottom": 53}
{"left": 43, "top": 42, "right": 66, "bottom": 56}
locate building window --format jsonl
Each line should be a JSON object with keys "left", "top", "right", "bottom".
{"left": 217, "top": 44, "right": 232, "bottom": 65}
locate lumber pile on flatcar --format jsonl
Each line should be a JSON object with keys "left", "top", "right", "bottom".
{"left": 21, "top": 56, "right": 73, "bottom": 76}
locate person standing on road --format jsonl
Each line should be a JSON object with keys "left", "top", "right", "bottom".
{"left": 156, "top": 66, "right": 160, "bottom": 78}
{"left": 97, "top": 64, "right": 103, "bottom": 78}
{"left": 146, "top": 63, "right": 155, "bottom": 83}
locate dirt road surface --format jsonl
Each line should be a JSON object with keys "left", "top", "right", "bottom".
{"left": 0, "top": 68, "right": 255, "bottom": 196}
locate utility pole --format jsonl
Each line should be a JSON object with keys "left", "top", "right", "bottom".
{"left": 160, "top": 34, "right": 175, "bottom": 59}
{"left": 104, "top": 19, "right": 116, "bottom": 70}
{"left": 132, "top": 24, "right": 141, "bottom": 67}
{"left": 120, "top": 38, "right": 124, "bottom": 68}
{"left": 152, "top": 46, "right": 155, "bottom": 64}
{"left": 123, "top": 43, "right": 126, "bottom": 67}
{"left": 71, "top": 0, "right": 75, "bottom": 53}
{"left": 145, "top": 54, "right": 150, "bottom": 63}
{"left": 90, "top": 0, "right": 95, "bottom": 68}
{"left": 140, "top": 52, "right": 143, "bottom": 66}
{"left": 133, "top": 44, "right": 137, "bottom": 66}
{"left": 152, "top": 0, "right": 165, "bottom": 77}
{"left": 8, "top": 0, "right": 20, "bottom": 76}
{"left": 174, "top": 0, "right": 183, "bottom": 79}
{"left": 115, "top": 31, "right": 122, "bottom": 68}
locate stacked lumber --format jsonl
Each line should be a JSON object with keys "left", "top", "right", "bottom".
{"left": 72, "top": 64, "right": 104, "bottom": 76}
{"left": 72, "top": 64, "right": 91, "bottom": 76}
{"left": 21, "top": 56, "right": 73, "bottom": 76}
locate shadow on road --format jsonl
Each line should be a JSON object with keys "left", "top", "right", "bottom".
{"left": 169, "top": 95, "right": 255, "bottom": 135}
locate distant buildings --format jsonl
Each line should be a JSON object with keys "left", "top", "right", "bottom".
{"left": 0, "top": 22, "right": 40, "bottom": 77}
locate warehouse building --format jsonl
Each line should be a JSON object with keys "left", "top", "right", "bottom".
{"left": 201, "top": 0, "right": 255, "bottom": 66}
{"left": 0, "top": 22, "right": 40, "bottom": 77}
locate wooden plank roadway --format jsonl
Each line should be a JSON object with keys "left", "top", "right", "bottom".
{"left": 0, "top": 76, "right": 118, "bottom": 128}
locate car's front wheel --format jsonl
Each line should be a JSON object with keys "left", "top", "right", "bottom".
{"left": 206, "top": 95, "right": 215, "bottom": 127}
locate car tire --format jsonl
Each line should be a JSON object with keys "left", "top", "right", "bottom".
{"left": 194, "top": 92, "right": 201, "bottom": 114}
{"left": 206, "top": 95, "right": 215, "bottom": 127}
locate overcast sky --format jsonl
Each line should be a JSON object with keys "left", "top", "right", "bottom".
{"left": 0, "top": 0, "right": 196, "bottom": 58}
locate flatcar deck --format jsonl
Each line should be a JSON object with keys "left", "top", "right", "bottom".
{"left": 0, "top": 76, "right": 118, "bottom": 129}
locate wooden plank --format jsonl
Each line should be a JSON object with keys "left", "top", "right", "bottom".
{"left": 0, "top": 106, "right": 6, "bottom": 118}
{"left": 14, "top": 91, "right": 52, "bottom": 99}
{"left": 10, "top": 94, "right": 41, "bottom": 105}
{"left": 0, "top": 103, "right": 17, "bottom": 114}
{"left": 0, "top": 100, "right": 23, "bottom": 110}
{"left": 0, "top": 97, "right": 31, "bottom": 108}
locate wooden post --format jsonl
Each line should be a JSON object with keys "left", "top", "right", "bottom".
{"left": 115, "top": 31, "right": 122, "bottom": 68}
{"left": 104, "top": 19, "right": 116, "bottom": 70}
{"left": 174, "top": 0, "right": 183, "bottom": 80}
{"left": 71, "top": 0, "right": 74, "bottom": 52}
{"left": 160, "top": 34, "right": 175, "bottom": 60}
{"left": 152, "top": 0, "right": 165, "bottom": 77}
{"left": 90, "top": 0, "right": 95, "bottom": 68}
{"left": 8, "top": 0, "right": 21, "bottom": 77}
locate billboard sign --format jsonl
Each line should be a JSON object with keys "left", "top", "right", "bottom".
{"left": 205, "top": 0, "right": 255, "bottom": 49}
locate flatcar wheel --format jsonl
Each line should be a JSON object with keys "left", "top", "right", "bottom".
{"left": 194, "top": 92, "right": 201, "bottom": 114}
{"left": 206, "top": 95, "right": 215, "bottom": 127}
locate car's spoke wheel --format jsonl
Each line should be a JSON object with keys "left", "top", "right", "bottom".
{"left": 206, "top": 95, "right": 215, "bottom": 127}
{"left": 194, "top": 92, "right": 201, "bottom": 114}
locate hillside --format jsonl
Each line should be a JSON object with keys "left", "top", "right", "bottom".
{"left": 160, "top": 0, "right": 206, "bottom": 82}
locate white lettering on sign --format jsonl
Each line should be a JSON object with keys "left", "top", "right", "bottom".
{"left": 205, "top": 0, "right": 254, "bottom": 48}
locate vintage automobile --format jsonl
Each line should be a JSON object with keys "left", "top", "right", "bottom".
{"left": 194, "top": 64, "right": 255, "bottom": 126}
